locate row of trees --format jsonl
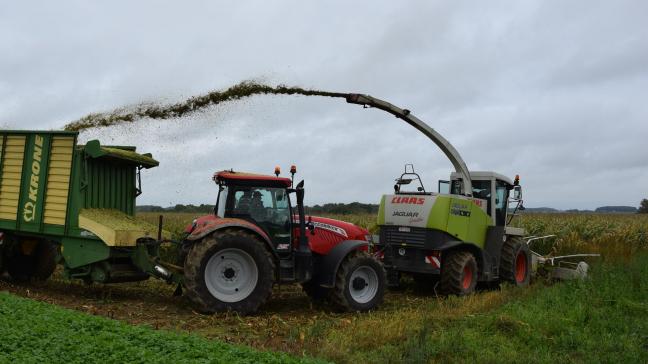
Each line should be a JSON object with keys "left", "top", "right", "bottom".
{"left": 137, "top": 200, "right": 648, "bottom": 214}
{"left": 305, "top": 202, "right": 379, "bottom": 215}
{"left": 137, "top": 204, "right": 215, "bottom": 213}
{"left": 137, "top": 202, "right": 379, "bottom": 215}
{"left": 640, "top": 199, "right": 648, "bottom": 213}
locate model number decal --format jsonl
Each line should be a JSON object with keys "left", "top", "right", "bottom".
{"left": 450, "top": 202, "right": 471, "bottom": 217}
{"left": 392, "top": 211, "right": 419, "bottom": 218}
{"left": 313, "top": 222, "right": 348, "bottom": 237}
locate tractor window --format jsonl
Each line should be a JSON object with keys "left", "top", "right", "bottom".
{"left": 227, "top": 187, "right": 291, "bottom": 245}
{"left": 215, "top": 186, "right": 228, "bottom": 217}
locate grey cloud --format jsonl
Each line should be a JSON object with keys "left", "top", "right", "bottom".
{"left": 1, "top": 1, "right": 647, "bottom": 210}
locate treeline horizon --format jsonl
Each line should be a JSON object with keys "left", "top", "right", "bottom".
{"left": 136, "top": 203, "right": 641, "bottom": 214}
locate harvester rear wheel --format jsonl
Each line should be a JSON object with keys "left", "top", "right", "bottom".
{"left": 183, "top": 229, "right": 275, "bottom": 315}
{"left": 439, "top": 251, "right": 477, "bottom": 296}
{"left": 500, "top": 237, "right": 530, "bottom": 287}
{"left": 330, "top": 251, "right": 386, "bottom": 312}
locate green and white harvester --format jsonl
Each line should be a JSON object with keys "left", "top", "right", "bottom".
{"left": 345, "top": 94, "right": 595, "bottom": 294}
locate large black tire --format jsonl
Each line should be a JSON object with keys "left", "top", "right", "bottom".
{"left": 183, "top": 229, "right": 275, "bottom": 315}
{"left": 330, "top": 251, "right": 386, "bottom": 312}
{"left": 6, "top": 240, "right": 57, "bottom": 282}
{"left": 500, "top": 237, "right": 531, "bottom": 287}
{"left": 439, "top": 251, "right": 477, "bottom": 296}
{"left": 301, "top": 280, "right": 331, "bottom": 302}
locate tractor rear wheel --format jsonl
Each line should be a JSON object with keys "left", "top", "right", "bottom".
{"left": 183, "top": 229, "right": 275, "bottom": 315}
{"left": 439, "top": 251, "right": 477, "bottom": 296}
{"left": 6, "top": 240, "right": 57, "bottom": 282}
{"left": 330, "top": 251, "right": 386, "bottom": 312}
{"left": 500, "top": 237, "right": 531, "bottom": 287}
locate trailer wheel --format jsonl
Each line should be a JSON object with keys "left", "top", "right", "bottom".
{"left": 330, "top": 251, "right": 386, "bottom": 312}
{"left": 439, "top": 251, "right": 477, "bottom": 296}
{"left": 183, "top": 229, "right": 275, "bottom": 315}
{"left": 500, "top": 237, "right": 530, "bottom": 287}
{"left": 6, "top": 240, "right": 57, "bottom": 282}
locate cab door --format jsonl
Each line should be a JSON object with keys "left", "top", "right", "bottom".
{"left": 494, "top": 180, "right": 509, "bottom": 226}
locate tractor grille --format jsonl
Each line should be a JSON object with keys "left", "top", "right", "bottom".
{"left": 381, "top": 226, "right": 427, "bottom": 247}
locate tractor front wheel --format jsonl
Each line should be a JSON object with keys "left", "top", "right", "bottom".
{"left": 439, "top": 251, "right": 477, "bottom": 296}
{"left": 330, "top": 251, "right": 386, "bottom": 312}
{"left": 500, "top": 238, "right": 531, "bottom": 287}
{"left": 183, "top": 229, "right": 275, "bottom": 315}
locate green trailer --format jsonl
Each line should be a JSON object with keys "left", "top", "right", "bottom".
{"left": 0, "top": 130, "right": 176, "bottom": 284}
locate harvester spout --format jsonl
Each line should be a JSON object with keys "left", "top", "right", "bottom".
{"left": 346, "top": 94, "right": 473, "bottom": 196}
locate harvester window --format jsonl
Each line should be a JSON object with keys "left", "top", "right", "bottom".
{"left": 471, "top": 180, "right": 492, "bottom": 216}
{"left": 495, "top": 181, "right": 508, "bottom": 226}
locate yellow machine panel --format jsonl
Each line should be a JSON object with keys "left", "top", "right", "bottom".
{"left": 0, "top": 135, "right": 26, "bottom": 221}
{"left": 43, "top": 136, "right": 74, "bottom": 225}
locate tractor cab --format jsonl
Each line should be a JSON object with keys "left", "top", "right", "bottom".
{"left": 178, "top": 168, "right": 386, "bottom": 314}
{"left": 213, "top": 170, "right": 297, "bottom": 249}
{"left": 446, "top": 171, "right": 523, "bottom": 226}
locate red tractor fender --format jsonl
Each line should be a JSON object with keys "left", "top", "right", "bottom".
{"left": 311, "top": 239, "right": 368, "bottom": 288}
{"left": 185, "top": 215, "right": 274, "bottom": 252}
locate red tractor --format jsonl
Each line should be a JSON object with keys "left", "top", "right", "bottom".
{"left": 179, "top": 168, "right": 386, "bottom": 314}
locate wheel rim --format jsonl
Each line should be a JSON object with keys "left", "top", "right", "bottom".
{"left": 204, "top": 248, "right": 258, "bottom": 303}
{"left": 349, "top": 266, "right": 379, "bottom": 304}
{"left": 515, "top": 251, "right": 527, "bottom": 283}
{"left": 462, "top": 265, "right": 473, "bottom": 290}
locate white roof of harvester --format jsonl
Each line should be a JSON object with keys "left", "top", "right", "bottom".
{"left": 450, "top": 171, "right": 514, "bottom": 185}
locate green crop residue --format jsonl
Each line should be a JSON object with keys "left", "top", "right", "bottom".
{"left": 0, "top": 292, "right": 324, "bottom": 364}
{"left": 64, "top": 81, "right": 349, "bottom": 132}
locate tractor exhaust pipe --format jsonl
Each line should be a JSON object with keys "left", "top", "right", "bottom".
{"left": 294, "top": 180, "right": 313, "bottom": 283}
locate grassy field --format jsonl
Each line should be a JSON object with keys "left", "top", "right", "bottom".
{"left": 1, "top": 212, "right": 647, "bottom": 363}
{"left": 0, "top": 292, "right": 320, "bottom": 364}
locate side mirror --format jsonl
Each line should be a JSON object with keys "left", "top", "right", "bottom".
{"left": 512, "top": 185, "right": 522, "bottom": 200}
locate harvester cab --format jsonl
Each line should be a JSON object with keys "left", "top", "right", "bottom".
{"left": 447, "top": 171, "right": 523, "bottom": 228}
{"left": 180, "top": 168, "right": 386, "bottom": 314}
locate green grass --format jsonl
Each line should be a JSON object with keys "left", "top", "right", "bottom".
{"left": 0, "top": 292, "right": 322, "bottom": 364}
{"left": 313, "top": 255, "right": 648, "bottom": 363}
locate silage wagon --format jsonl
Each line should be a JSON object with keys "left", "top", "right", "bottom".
{"left": 0, "top": 130, "right": 170, "bottom": 284}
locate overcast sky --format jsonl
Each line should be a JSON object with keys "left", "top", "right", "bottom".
{"left": 1, "top": 1, "right": 647, "bottom": 209}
